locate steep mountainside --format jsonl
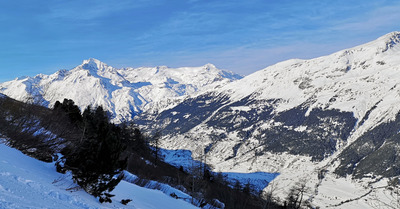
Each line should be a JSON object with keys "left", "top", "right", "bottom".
{"left": 136, "top": 32, "right": 400, "bottom": 208}
{"left": 0, "top": 59, "right": 242, "bottom": 123}
{"left": 2, "top": 31, "right": 400, "bottom": 208}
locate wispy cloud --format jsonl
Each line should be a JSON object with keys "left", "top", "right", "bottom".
{"left": 148, "top": 41, "right": 347, "bottom": 76}
{"left": 46, "top": 0, "right": 161, "bottom": 21}
{"left": 112, "top": 0, "right": 400, "bottom": 76}
{"left": 0, "top": 0, "right": 399, "bottom": 81}
{"left": 329, "top": 4, "right": 400, "bottom": 33}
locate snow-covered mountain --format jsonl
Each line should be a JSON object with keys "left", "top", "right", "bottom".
{"left": 0, "top": 59, "right": 242, "bottom": 123}
{"left": 3, "top": 31, "right": 400, "bottom": 208}
{"left": 136, "top": 31, "right": 400, "bottom": 208}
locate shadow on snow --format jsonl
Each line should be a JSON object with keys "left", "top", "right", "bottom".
{"left": 158, "top": 147, "right": 279, "bottom": 193}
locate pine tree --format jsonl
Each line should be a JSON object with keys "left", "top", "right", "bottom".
{"left": 56, "top": 104, "right": 126, "bottom": 202}
{"left": 53, "top": 99, "right": 83, "bottom": 125}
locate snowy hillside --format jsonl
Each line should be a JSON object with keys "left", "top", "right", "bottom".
{"left": 136, "top": 32, "right": 400, "bottom": 208}
{"left": 0, "top": 142, "right": 199, "bottom": 209}
{"left": 218, "top": 31, "right": 400, "bottom": 141}
{"left": 3, "top": 31, "right": 400, "bottom": 208}
{"left": 0, "top": 59, "right": 242, "bottom": 123}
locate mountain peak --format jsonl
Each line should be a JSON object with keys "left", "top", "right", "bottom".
{"left": 378, "top": 31, "right": 400, "bottom": 41}
{"left": 0, "top": 59, "right": 242, "bottom": 123}
{"left": 81, "top": 58, "right": 108, "bottom": 70}
{"left": 203, "top": 63, "right": 217, "bottom": 69}
{"left": 374, "top": 31, "right": 400, "bottom": 53}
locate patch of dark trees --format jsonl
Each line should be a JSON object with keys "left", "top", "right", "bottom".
{"left": 141, "top": 94, "right": 357, "bottom": 162}
{"left": 335, "top": 112, "right": 400, "bottom": 178}
{"left": 0, "top": 96, "right": 301, "bottom": 208}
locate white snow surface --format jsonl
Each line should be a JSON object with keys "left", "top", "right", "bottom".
{"left": 2, "top": 32, "right": 400, "bottom": 208}
{"left": 0, "top": 59, "right": 242, "bottom": 123}
{"left": 153, "top": 32, "right": 400, "bottom": 208}
{"left": 0, "top": 142, "right": 199, "bottom": 209}
{"left": 218, "top": 31, "right": 400, "bottom": 142}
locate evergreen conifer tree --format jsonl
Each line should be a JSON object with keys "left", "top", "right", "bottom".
{"left": 56, "top": 103, "right": 126, "bottom": 202}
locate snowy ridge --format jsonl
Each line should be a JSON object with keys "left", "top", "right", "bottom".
{"left": 2, "top": 31, "right": 400, "bottom": 208}
{"left": 136, "top": 32, "right": 400, "bottom": 208}
{"left": 219, "top": 31, "right": 400, "bottom": 139}
{"left": 0, "top": 58, "right": 242, "bottom": 123}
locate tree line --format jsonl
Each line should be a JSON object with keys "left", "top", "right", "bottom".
{"left": 1, "top": 96, "right": 306, "bottom": 208}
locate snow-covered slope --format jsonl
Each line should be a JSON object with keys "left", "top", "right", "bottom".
{"left": 0, "top": 59, "right": 242, "bottom": 123}
{"left": 0, "top": 142, "right": 199, "bottom": 209}
{"left": 3, "top": 31, "right": 400, "bottom": 208}
{"left": 219, "top": 31, "right": 400, "bottom": 141}
{"left": 136, "top": 32, "right": 400, "bottom": 208}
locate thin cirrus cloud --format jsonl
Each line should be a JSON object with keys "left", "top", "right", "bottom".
{"left": 126, "top": 0, "right": 400, "bottom": 75}
{"left": 328, "top": 5, "right": 400, "bottom": 33}
{"left": 45, "top": 0, "right": 161, "bottom": 21}
{"left": 130, "top": 0, "right": 391, "bottom": 52}
{"left": 0, "top": 0, "right": 399, "bottom": 82}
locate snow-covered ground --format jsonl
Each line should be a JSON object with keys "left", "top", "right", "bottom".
{"left": 2, "top": 32, "right": 400, "bottom": 209}
{"left": 150, "top": 31, "right": 400, "bottom": 208}
{"left": 0, "top": 142, "right": 198, "bottom": 209}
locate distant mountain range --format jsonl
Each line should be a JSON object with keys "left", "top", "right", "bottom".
{"left": 2, "top": 32, "right": 400, "bottom": 208}
{"left": 0, "top": 58, "right": 242, "bottom": 123}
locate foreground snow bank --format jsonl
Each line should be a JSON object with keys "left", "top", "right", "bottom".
{"left": 0, "top": 143, "right": 198, "bottom": 209}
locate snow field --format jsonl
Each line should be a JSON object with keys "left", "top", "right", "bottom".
{"left": 0, "top": 143, "right": 199, "bottom": 209}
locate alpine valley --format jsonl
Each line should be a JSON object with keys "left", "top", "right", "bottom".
{"left": 2, "top": 32, "right": 400, "bottom": 208}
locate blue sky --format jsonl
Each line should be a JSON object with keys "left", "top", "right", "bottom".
{"left": 0, "top": 0, "right": 399, "bottom": 82}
